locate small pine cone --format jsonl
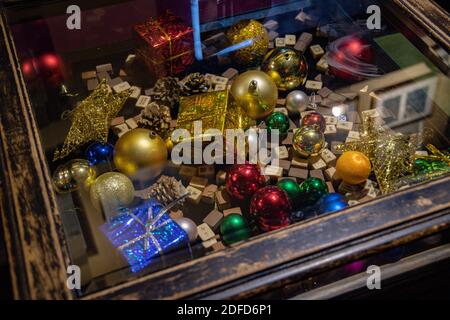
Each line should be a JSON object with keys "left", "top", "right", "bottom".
{"left": 182, "top": 72, "right": 210, "bottom": 96}
{"left": 150, "top": 77, "right": 182, "bottom": 109}
{"left": 146, "top": 176, "right": 188, "bottom": 209}
{"left": 137, "top": 102, "right": 172, "bottom": 137}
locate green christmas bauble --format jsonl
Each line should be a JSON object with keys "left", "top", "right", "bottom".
{"left": 276, "top": 179, "right": 301, "bottom": 204}
{"left": 299, "top": 177, "right": 328, "bottom": 206}
{"left": 265, "top": 111, "right": 290, "bottom": 136}
{"left": 220, "top": 214, "right": 250, "bottom": 245}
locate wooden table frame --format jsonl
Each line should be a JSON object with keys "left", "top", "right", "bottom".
{"left": 0, "top": 0, "right": 449, "bottom": 300}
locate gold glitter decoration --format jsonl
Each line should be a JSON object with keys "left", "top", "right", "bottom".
{"left": 226, "top": 19, "right": 269, "bottom": 66}
{"left": 415, "top": 144, "right": 450, "bottom": 165}
{"left": 90, "top": 172, "right": 135, "bottom": 213}
{"left": 176, "top": 90, "right": 254, "bottom": 139}
{"left": 340, "top": 111, "right": 425, "bottom": 194}
{"left": 53, "top": 79, "right": 131, "bottom": 161}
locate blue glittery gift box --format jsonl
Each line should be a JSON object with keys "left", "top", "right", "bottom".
{"left": 100, "top": 199, "right": 189, "bottom": 273}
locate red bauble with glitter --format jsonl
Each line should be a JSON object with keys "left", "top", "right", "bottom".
{"left": 301, "top": 111, "right": 326, "bottom": 133}
{"left": 225, "top": 163, "right": 266, "bottom": 200}
{"left": 328, "top": 36, "right": 374, "bottom": 81}
{"left": 250, "top": 186, "right": 291, "bottom": 232}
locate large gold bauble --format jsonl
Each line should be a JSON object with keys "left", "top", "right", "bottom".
{"left": 229, "top": 70, "right": 278, "bottom": 120}
{"left": 114, "top": 128, "right": 168, "bottom": 183}
{"left": 261, "top": 48, "right": 308, "bottom": 90}
{"left": 226, "top": 19, "right": 269, "bottom": 66}
{"left": 52, "top": 159, "right": 97, "bottom": 193}
{"left": 90, "top": 172, "right": 135, "bottom": 213}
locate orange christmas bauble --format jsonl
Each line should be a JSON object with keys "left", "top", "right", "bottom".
{"left": 336, "top": 151, "right": 371, "bottom": 185}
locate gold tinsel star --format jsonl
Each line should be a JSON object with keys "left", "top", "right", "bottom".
{"left": 54, "top": 79, "right": 130, "bottom": 161}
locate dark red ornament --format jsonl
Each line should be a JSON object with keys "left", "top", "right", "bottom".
{"left": 250, "top": 186, "right": 291, "bottom": 232}
{"left": 225, "top": 163, "right": 265, "bottom": 200}
{"left": 301, "top": 111, "right": 326, "bottom": 133}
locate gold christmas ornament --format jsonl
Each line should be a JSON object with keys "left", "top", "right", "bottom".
{"left": 226, "top": 19, "right": 269, "bottom": 66}
{"left": 292, "top": 126, "right": 325, "bottom": 157}
{"left": 114, "top": 128, "right": 168, "bottom": 183}
{"left": 261, "top": 48, "right": 308, "bottom": 90}
{"left": 53, "top": 79, "right": 130, "bottom": 161}
{"left": 336, "top": 151, "right": 371, "bottom": 185}
{"left": 52, "top": 159, "right": 97, "bottom": 193}
{"left": 90, "top": 172, "right": 135, "bottom": 213}
{"left": 229, "top": 70, "right": 278, "bottom": 120}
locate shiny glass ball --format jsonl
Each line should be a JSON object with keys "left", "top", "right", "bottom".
{"left": 175, "top": 217, "right": 198, "bottom": 242}
{"left": 293, "top": 126, "right": 325, "bottom": 157}
{"left": 318, "top": 193, "right": 348, "bottom": 214}
{"left": 52, "top": 159, "right": 97, "bottom": 193}
{"left": 265, "top": 111, "right": 290, "bottom": 136}
{"left": 285, "top": 90, "right": 309, "bottom": 114}
{"left": 86, "top": 142, "right": 114, "bottom": 165}
{"left": 114, "top": 128, "right": 168, "bottom": 183}
{"left": 225, "top": 163, "right": 266, "bottom": 200}
{"left": 220, "top": 214, "right": 250, "bottom": 245}
{"left": 250, "top": 186, "right": 291, "bottom": 232}
{"left": 301, "top": 112, "right": 326, "bottom": 133}
{"left": 230, "top": 70, "right": 278, "bottom": 120}
{"left": 299, "top": 177, "right": 329, "bottom": 206}
{"left": 276, "top": 179, "right": 301, "bottom": 204}
{"left": 261, "top": 48, "right": 308, "bottom": 90}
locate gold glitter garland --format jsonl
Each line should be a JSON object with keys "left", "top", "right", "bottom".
{"left": 340, "top": 111, "right": 425, "bottom": 194}
{"left": 53, "top": 80, "right": 130, "bottom": 161}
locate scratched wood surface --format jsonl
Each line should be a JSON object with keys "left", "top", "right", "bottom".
{"left": 0, "top": 0, "right": 449, "bottom": 300}
{"left": 0, "top": 13, "right": 71, "bottom": 299}
{"left": 392, "top": 0, "right": 450, "bottom": 50}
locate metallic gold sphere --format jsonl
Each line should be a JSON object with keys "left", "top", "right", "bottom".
{"left": 230, "top": 70, "right": 278, "bottom": 120}
{"left": 261, "top": 48, "right": 308, "bottom": 90}
{"left": 286, "top": 90, "right": 309, "bottom": 114}
{"left": 114, "top": 128, "right": 168, "bottom": 183}
{"left": 226, "top": 19, "right": 269, "bottom": 66}
{"left": 336, "top": 151, "right": 371, "bottom": 185}
{"left": 293, "top": 126, "right": 325, "bottom": 157}
{"left": 52, "top": 159, "right": 97, "bottom": 193}
{"left": 89, "top": 172, "right": 135, "bottom": 213}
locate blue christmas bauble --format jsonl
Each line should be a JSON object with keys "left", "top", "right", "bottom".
{"left": 320, "top": 193, "right": 345, "bottom": 204}
{"left": 319, "top": 199, "right": 348, "bottom": 214}
{"left": 86, "top": 142, "right": 114, "bottom": 165}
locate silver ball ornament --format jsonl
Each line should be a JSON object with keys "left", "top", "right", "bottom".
{"left": 286, "top": 90, "right": 309, "bottom": 114}
{"left": 175, "top": 217, "right": 198, "bottom": 242}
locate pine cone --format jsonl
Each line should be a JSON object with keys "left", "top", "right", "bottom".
{"left": 150, "top": 77, "right": 182, "bottom": 109}
{"left": 137, "top": 102, "right": 172, "bottom": 138}
{"left": 145, "top": 175, "right": 188, "bottom": 209}
{"left": 182, "top": 72, "right": 210, "bottom": 96}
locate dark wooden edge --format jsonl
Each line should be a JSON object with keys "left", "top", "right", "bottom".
{"left": 0, "top": 11, "right": 72, "bottom": 299}
{"left": 195, "top": 207, "right": 450, "bottom": 299}
{"left": 82, "top": 176, "right": 450, "bottom": 300}
{"left": 0, "top": 0, "right": 448, "bottom": 300}
{"left": 391, "top": 0, "right": 450, "bottom": 51}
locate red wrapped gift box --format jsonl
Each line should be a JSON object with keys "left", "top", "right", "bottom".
{"left": 134, "top": 11, "right": 194, "bottom": 77}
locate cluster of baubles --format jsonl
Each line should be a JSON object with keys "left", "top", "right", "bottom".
{"left": 51, "top": 19, "right": 376, "bottom": 249}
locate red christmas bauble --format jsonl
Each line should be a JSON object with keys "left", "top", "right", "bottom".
{"left": 301, "top": 111, "right": 326, "bottom": 133}
{"left": 250, "top": 186, "right": 291, "bottom": 231}
{"left": 328, "top": 36, "right": 374, "bottom": 81}
{"left": 225, "top": 163, "right": 266, "bottom": 200}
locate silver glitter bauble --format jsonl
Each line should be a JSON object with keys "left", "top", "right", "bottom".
{"left": 175, "top": 217, "right": 198, "bottom": 242}
{"left": 286, "top": 90, "right": 309, "bottom": 114}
